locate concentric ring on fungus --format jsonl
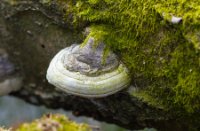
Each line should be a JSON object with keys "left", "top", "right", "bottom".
{"left": 46, "top": 38, "right": 131, "bottom": 98}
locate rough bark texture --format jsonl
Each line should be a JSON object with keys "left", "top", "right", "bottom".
{"left": 0, "top": 1, "right": 198, "bottom": 131}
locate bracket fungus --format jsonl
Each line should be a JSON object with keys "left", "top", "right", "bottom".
{"left": 0, "top": 49, "right": 22, "bottom": 96}
{"left": 46, "top": 37, "right": 131, "bottom": 98}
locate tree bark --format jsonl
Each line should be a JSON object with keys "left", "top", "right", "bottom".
{"left": 0, "top": 1, "right": 197, "bottom": 131}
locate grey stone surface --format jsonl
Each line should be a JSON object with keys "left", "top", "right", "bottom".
{"left": 0, "top": 49, "right": 15, "bottom": 81}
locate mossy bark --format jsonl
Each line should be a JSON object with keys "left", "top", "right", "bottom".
{"left": 0, "top": 0, "right": 199, "bottom": 131}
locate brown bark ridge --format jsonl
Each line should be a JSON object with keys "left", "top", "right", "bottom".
{"left": 0, "top": 1, "right": 195, "bottom": 130}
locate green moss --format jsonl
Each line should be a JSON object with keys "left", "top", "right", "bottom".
{"left": 57, "top": 0, "right": 199, "bottom": 118}
{"left": 154, "top": 0, "right": 200, "bottom": 50}
{"left": 17, "top": 114, "right": 91, "bottom": 131}
{"left": 131, "top": 89, "right": 165, "bottom": 110}
{"left": 184, "top": 29, "right": 200, "bottom": 49}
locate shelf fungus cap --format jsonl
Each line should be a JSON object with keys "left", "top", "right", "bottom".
{"left": 46, "top": 37, "right": 131, "bottom": 97}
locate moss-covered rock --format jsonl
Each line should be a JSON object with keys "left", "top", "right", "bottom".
{"left": 55, "top": 0, "right": 200, "bottom": 114}
{"left": 1, "top": 0, "right": 199, "bottom": 130}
